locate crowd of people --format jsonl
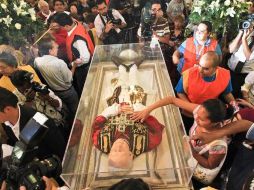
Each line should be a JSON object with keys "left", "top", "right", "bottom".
{"left": 0, "top": 0, "right": 254, "bottom": 189}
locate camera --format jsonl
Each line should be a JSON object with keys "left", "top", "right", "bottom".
{"left": 141, "top": 6, "right": 156, "bottom": 41}
{"left": 239, "top": 13, "right": 254, "bottom": 30}
{"left": 23, "top": 72, "right": 50, "bottom": 95}
{"left": 106, "top": 9, "right": 122, "bottom": 25}
{"left": 1, "top": 115, "right": 62, "bottom": 190}
{"left": 32, "top": 82, "right": 50, "bottom": 95}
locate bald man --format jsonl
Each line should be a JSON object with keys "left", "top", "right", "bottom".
{"left": 175, "top": 51, "right": 235, "bottom": 104}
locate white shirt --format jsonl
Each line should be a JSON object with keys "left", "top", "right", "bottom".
{"left": 52, "top": 10, "right": 70, "bottom": 15}
{"left": 67, "top": 24, "right": 91, "bottom": 66}
{"left": 241, "top": 71, "right": 254, "bottom": 95}
{"left": 41, "top": 10, "right": 52, "bottom": 23}
{"left": 2, "top": 144, "right": 13, "bottom": 157}
{"left": 246, "top": 123, "right": 254, "bottom": 140}
{"left": 4, "top": 105, "right": 21, "bottom": 139}
{"left": 94, "top": 9, "right": 126, "bottom": 38}
{"left": 228, "top": 32, "right": 254, "bottom": 72}
{"left": 34, "top": 55, "right": 73, "bottom": 91}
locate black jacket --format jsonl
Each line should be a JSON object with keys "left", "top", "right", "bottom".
{"left": 2, "top": 105, "right": 66, "bottom": 160}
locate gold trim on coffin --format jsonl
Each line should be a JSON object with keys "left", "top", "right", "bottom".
{"left": 61, "top": 61, "right": 193, "bottom": 190}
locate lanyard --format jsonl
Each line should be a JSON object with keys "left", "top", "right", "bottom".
{"left": 196, "top": 43, "right": 205, "bottom": 61}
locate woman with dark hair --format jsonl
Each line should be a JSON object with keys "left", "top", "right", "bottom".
{"left": 109, "top": 178, "right": 150, "bottom": 190}
{"left": 131, "top": 97, "right": 235, "bottom": 186}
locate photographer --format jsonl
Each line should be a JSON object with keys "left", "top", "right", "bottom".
{"left": 0, "top": 87, "right": 66, "bottom": 160}
{"left": 227, "top": 27, "right": 254, "bottom": 98}
{"left": 94, "top": 0, "right": 127, "bottom": 45}
{"left": 137, "top": 0, "right": 170, "bottom": 44}
{"left": 10, "top": 70, "right": 69, "bottom": 137}
{"left": 109, "top": 0, "right": 132, "bottom": 24}
{"left": 108, "top": 0, "right": 138, "bottom": 43}
{"left": 137, "top": 0, "right": 170, "bottom": 76}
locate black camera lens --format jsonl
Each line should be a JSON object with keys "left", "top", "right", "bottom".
{"left": 239, "top": 13, "right": 254, "bottom": 30}
{"left": 239, "top": 21, "right": 251, "bottom": 30}
{"left": 242, "top": 21, "right": 251, "bottom": 29}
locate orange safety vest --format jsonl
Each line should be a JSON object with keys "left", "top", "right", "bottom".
{"left": 183, "top": 67, "right": 230, "bottom": 104}
{"left": 182, "top": 37, "right": 218, "bottom": 73}
{"left": 66, "top": 22, "right": 95, "bottom": 62}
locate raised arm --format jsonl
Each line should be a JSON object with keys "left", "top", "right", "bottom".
{"left": 229, "top": 30, "right": 243, "bottom": 53}
{"left": 191, "top": 120, "right": 253, "bottom": 145}
{"left": 172, "top": 49, "right": 181, "bottom": 65}
{"left": 131, "top": 96, "right": 198, "bottom": 121}
{"left": 242, "top": 29, "right": 253, "bottom": 60}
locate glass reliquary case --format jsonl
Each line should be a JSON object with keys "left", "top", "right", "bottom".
{"left": 61, "top": 42, "right": 196, "bottom": 189}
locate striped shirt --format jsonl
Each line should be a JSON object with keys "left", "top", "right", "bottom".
{"left": 137, "top": 16, "right": 170, "bottom": 38}
{"left": 152, "top": 17, "right": 170, "bottom": 37}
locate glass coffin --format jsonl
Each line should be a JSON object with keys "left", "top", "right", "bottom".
{"left": 61, "top": 43, "right": 196, "bottom": 189}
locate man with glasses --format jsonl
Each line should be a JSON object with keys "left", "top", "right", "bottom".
{"left": 137, "top": 0, "right": 170, "bottom": 77}
{"left": 174, "top": 51, "right": 234, "bottom": 130}
{"left": 137, "top": 0, "right": 170, "bottom": 45}
{"left": 173, "top": 21, "right": 222, "bottom": 74}
{"left": 175, "top": 51, "right": 234, "bottom": 107}
{"left": 94, "top": 0, "right": 127, "bottom": 44}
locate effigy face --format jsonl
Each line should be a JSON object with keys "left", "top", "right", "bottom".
{"left": 61, "top": 43, "right": 195, "bottom": 189}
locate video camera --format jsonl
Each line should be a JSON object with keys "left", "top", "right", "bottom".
{"left": 106, "top": 9, "right": 122, "bottom": 25}
{"left": 23, "top": 72, "right": 49, "bottom": 95}
{"left": 239, "top": 13, "right": 254, "bottom": 30}
{"left": 140, "top": 6, "right": 156, "bottom": 41}
{"left": 1, "top": 113, "right": 62, "bottom": 190}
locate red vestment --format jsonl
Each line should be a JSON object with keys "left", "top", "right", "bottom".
{"left": 92, "top": 115, "right": 165, "bottom": 157}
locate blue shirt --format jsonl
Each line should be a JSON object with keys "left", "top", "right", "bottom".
{"left": 177, "top": 37, "right": 222, "bottom": 73}
{"left": 175, "top": 74, "right": 233, "bottom": 95}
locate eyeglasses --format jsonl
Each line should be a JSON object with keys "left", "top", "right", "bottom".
{"left": 196, "top": 29, "right": 207, "bottom": 34}
{"left": 197, "top": 63, "right": 210, "bottom": 70}
{"left": 151, "top": 8, "right": 162, "bottom": 13}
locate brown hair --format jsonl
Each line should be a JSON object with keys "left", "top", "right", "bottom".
{"left": 174, "top": 15, "right": 185, "bottom": 24}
